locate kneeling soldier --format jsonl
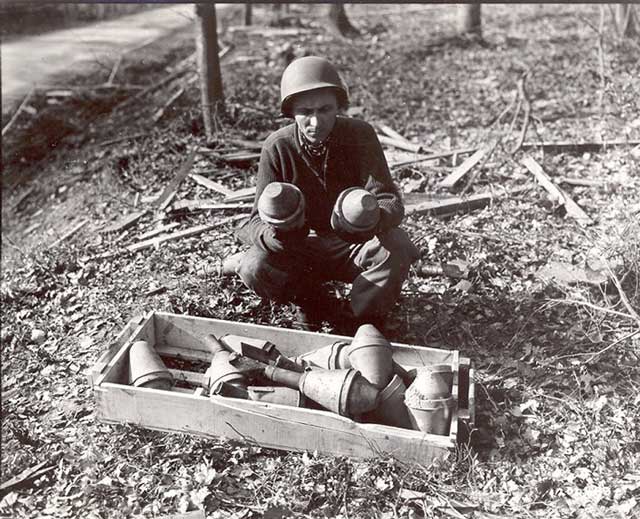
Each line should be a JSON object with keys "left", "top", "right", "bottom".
{"left": 225, "top": 56, "right": 419, "bottom": 332}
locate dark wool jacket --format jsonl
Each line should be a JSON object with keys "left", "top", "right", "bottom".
{"left": 239, "top": 116, "right": 405, "bottom": 253}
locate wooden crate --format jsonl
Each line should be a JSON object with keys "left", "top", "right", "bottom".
{"left": 89, "top": 311, "right": 475, "bottom": 465}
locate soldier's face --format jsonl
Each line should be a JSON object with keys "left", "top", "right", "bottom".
{"left": 291, "top": 88, "right": 338, "bottom": 144}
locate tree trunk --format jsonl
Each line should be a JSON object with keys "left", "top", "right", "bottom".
{"left": 195, "top": 3, "right": 224, "bottom": 140}
{"left": 270, "top": 4, "right": 283, "bottom": 26}
{"left": 244, "top": 3, "right": 252, "bottom": 26}
{"left": 616, "top": 3, "right": 637, "bottom": 37}
{"left": 457, "top": 4, "right": 482, "bottom": 37}
{"left": 328, "top": 4, "right": 359, "bottom": 38}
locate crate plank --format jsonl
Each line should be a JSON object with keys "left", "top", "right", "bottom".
{"left": 98, "top": 312, "right": 156, "bottom": 385}
{"left": 169, "top": 368, "right": 206, "bottom": 388}
{"left": 95, "top": 383, "right": 452, "bottom": 464}
{"left": 152, "top": 312, "right": 455, "bottom": 366}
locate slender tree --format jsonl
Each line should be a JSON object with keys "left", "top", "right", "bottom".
{"left": 244, "top": 3, "right": 252, "bottom": 26}
{"left": 457, "top": 4, "right": 482, "bottom": 37}
{"left": 615, "top": 3, "right": 637, "bottom": 37}
{"left": 195, "top": 3, "right": 224, "bottom": 139}
{"left": 328, "top": 4, "right": 359, "bottom": 38}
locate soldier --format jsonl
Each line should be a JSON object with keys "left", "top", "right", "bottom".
{"left": 224, "top": 56, "right": 419, "bottom": 332}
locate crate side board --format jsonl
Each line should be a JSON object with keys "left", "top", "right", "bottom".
{"left": 97, "top": 313, "right": 156, "bottom": 386}
{"left": 95, "top": 383, "right": 453, "bottom": 465}
{"left": 153, "top": 312, "right": 455, "bottom": 365}
{"left": 87, "top": 314, "right": 146, "bottom": 387}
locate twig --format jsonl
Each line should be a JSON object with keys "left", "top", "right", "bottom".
{"left": 605, "top": 263, "right": 640, "bottom": 326}
{"left": 2, "top": 88, "right": 35, "bottom": 137}
{"left": 511, "top": 73, "right": 532, "bottom": 154}
{"left": 585, "top": 329, "right": 640, "bottom": 364}
{"left": 0, "top": 461, "right": 56, "bottom": 496}
{"left": 506, "top": 83, "right": 523, "bottom": 138}
{"left": 12, "top": 186, "right": 35, "bottom": 211}
{"left": 553, "top": 329, "right": 640, "bottom": 363}
{"left": 552, "top": 298, "right": 637, "bottom": 321}
{"left": 115, "top": 68, "right": 189, "bottom": 113}
{"left": 488, "top": 89, "right": 518, "bottom": 129}
{"left": 597, "top": 6, "right": 607, "bottom": 116}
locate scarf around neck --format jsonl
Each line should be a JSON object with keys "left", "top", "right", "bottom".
{"left": 297, "top": 126, "right": 329, "bottom": 159}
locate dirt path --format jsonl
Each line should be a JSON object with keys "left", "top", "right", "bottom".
{"left": 1, "top": 4, "right": 231, "bottom": 117}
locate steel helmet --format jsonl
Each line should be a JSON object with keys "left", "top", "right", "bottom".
{"left": 280, "top": 56, "right": 349, "bottom": 117}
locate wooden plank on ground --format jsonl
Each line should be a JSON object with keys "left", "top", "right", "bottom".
{"left": 521, "top": 155, "right": 592, "bottom": 225}
{"left": 405, "top": 192, "right": 493, "bottom": 217}
{"left": 126, "top": 215, "right": 246, "bottom": 252}
{"left": 219, "top": 151, "right": 261, "bottom": 164}
{"left": 48, "top": 219, "right": 88, "bottom": 249}
{"left": 438, "top": 145, "right": 491, "bottom": 189}
{"left": 227, "top": 138, "right": 263, "bottom": 151}
{"left": 378, "top": 124, "right": 413, "bottom": 145}
{"left": 189, "top": 173, "right": 235, "bottom": 197}
{"left": 405, "top": 187, "right": 529, "bottom": 217}
{"left": 171, "top": 199, "right": 251, "bottom": 213}
{"left": 154, "top": 148, "right": 197, "bottom": 211}
{"left": 137, "top": 222, "right": 180, "bottom": 241}
{"left": 557, "top": 177, "right": 606, "bottom": 187}
{"left": 377, "top": 134, "right": 422, "bottom": 154}
{"left": 521, "top": 140, "right": 640, "bottom": 154}
{"left": 100, "top": 210, "right": 147, "bottom": 234}
{"left": 390, "top": 147, "right": 477, "bottom": 169}
{"left": 224, "top": 186, "right": 257, "bottom": 203}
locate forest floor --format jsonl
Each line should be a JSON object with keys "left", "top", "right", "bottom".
{"left": 1, "top": 4, "right": 639, "bottom": 519}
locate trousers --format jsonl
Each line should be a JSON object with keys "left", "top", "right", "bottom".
{"left": 236, "top": 227, "right": 419, "bottom": 319}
